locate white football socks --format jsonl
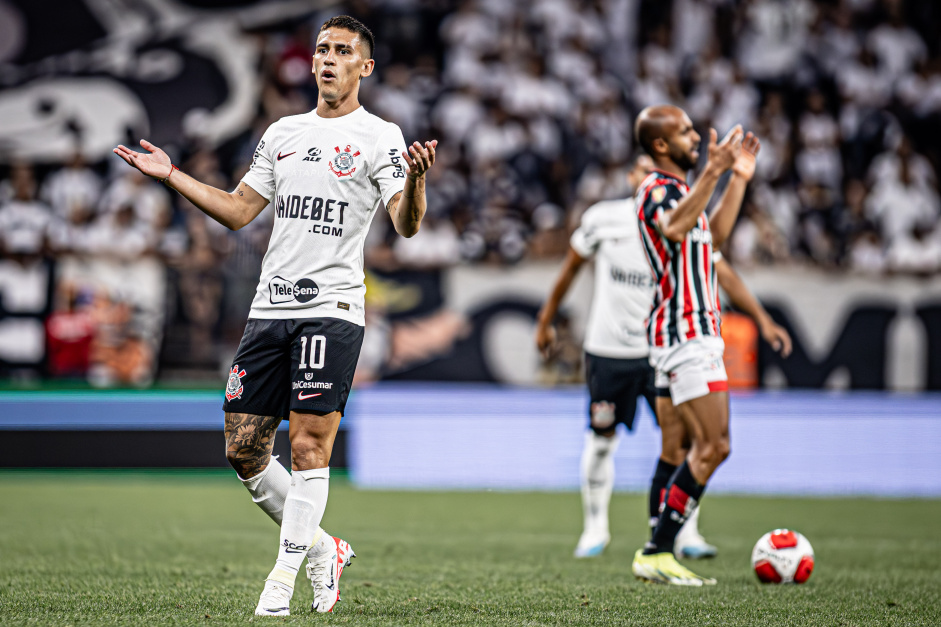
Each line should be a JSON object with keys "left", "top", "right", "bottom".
{"left": 240, "top": 456, "right": 291, "bottom": 525}
{"left": 580, "top": 431, "right": 619, "bottom": 537}
{"left": 239, "top": 458, "right": 332, "bottom": 560}
{"left": 266, "top": 467, "right": 330, "bottom": 590}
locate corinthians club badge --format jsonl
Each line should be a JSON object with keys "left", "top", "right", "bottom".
{"left": 225, "top": 364, "right": 246, "bottom": 401}
{"left": 329, "top": 144, "right": 360, "bottom": 178}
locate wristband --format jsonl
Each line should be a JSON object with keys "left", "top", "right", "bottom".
{"left": 159, "top": 164, "right": 180, "bottom": 185}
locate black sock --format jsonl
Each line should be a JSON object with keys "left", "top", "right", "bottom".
{"left": 643, "top": 461, "right": 706, "bottom": 555}
{"left": 648, "top": 459, "right": 677, "bottom": 538}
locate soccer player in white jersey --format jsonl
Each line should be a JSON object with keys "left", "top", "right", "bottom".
{"left": 114, "top": 16, "right": 437, "bottom": 615}
{"left": 630, "top": 105, "right": 757, "bottom": 585}
{"left": 536, "top": 156, "right": 790, "bottom": 560}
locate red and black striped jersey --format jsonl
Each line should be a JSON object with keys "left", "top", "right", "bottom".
{"left": 635, "top": 169, "right": 721, "bottom": 348}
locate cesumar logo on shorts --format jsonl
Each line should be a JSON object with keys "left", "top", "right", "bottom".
{"left": 269, "top": 276, "right": 319, "bottom": 305}
{"left": 329, "top": 144, "right": 360, "bottom": 178}
{"left": 226, "top": 364, "right": 246, "bottom": 401}
{"left": 292, "top": 380, "right": 334, "bottom": 390}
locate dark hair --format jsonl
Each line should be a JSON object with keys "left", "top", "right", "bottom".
{"left": 320, "top": 15, "right": 374, "bottom": 59}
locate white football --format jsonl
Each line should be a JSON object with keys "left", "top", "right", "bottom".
{"left": 751, "top": 529, "right": 815, "bottom": 584}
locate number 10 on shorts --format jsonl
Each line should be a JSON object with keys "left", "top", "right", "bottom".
{"left": 299, "top": 335, "right": 326, "bottom": 369}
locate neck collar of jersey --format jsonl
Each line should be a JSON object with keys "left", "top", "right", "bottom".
{"left": 650, "top": 167, "right": 687, "bottom": 184}
{"left": 312, "top": 106, "right": 365, "bottom": 122}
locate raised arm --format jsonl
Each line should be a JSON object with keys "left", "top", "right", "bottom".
{"left": 658, "top": 126, "right": 743, "bottom": 242}
{"left": 114, "top": 140, "right": 268, "bottom": 231}
{"left": 386, "top": 140, "right": 437, "bottom": 238}
{"left": 709, "top": 132, "right": 760, "bottom": 247}
{"left": 535, "top": 247, "right": 588, "bottom": 359}
{"left": 715, "top": 257, "right": 791, "bottom": 356}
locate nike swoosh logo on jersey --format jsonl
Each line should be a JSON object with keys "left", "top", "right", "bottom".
{"left": 277, "top": 151, "right": 296, "bottom": 160}
{"left": 298, "top": 392, "right": 322, "bottom": 400}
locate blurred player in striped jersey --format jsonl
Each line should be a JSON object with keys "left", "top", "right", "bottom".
{"left": 536, "top": 155, "right": 790, "bottom": 561}
{"left": 629, "top": 105, "right": 759, "bottom": 585}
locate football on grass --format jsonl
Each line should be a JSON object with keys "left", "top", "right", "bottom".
{"left": 751, "top": 529, "right": 815, "bottom": 584}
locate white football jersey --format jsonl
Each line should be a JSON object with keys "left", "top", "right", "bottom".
{"left": 241, "top": 107, "right": 408, "bottom": 325}
{"left": 570, "top": 197, "right": 656, "bottom": 359}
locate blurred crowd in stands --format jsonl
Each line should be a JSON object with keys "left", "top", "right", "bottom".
{"left": 1, "top": 0, "right": 940, "bottom": 381}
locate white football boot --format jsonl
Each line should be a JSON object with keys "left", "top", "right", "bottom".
{"left": 574, "top": 528, "right": 610, "bottom": 558}
{"left": 674, "top": 507, "right": 718, "bottom": 559}
{"left": 306, "top": 536, "right": 355, "bottom": 613}
{"left": 254, "top": 580, "right": 293, "bottom": 617}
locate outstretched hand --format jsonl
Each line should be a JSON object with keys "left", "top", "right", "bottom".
{"left": 403, "top": 140, "right": 437, "bottom": 180}
{"left": 732, "top": 132, "right": 761, "bottom": 181}
{"left": 113, "top": 140, "right": 173, "bottom": 181}
{"left": 706, "top": 125, "right": 743, "bottom": 174}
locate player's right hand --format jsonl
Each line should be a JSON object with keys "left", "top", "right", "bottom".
{"left": 706, "top": 125, "right": 743, "bottom": 174}
{"left": 113, "top": 139, "right": 173, "bottom": 181}
{"left": 535, "top": 322, "right": 557, "bottom": 361}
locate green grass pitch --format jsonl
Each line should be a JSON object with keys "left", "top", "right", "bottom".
{"left": 1, "top": 471, "right": 939, "bottom": 626}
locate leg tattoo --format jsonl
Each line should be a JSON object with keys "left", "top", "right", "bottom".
{"left": 224, "top": 412, "right": 281, "bottom": 478}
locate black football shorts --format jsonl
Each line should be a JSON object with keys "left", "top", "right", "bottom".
{"left": 222, "top": 317, "right": 364, "bottom": 418}
{"left": 584, "top": 352, "right": 657, "bottom": 433}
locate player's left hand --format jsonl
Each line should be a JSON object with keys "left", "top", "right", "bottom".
{"left": 403, "top": 140, "right": 437, "bottom": 181}
{"left": 760, "top": 319, "right": 792, "bottom": 357}
{"left": 731, "top": 132, "right": 760, "bottom": 181}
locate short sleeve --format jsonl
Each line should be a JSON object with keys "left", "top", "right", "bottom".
{"left": 569, "top": 206, "right": 602, "bottom": 259}
{"left": 640, "top": 181, "right": 685, "bottom": 233}
{"left": 240, "top": 127, "right": 276, "bottom": 202}
{"left": 371, "top": 125, "right": 409, "bottom": 207}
